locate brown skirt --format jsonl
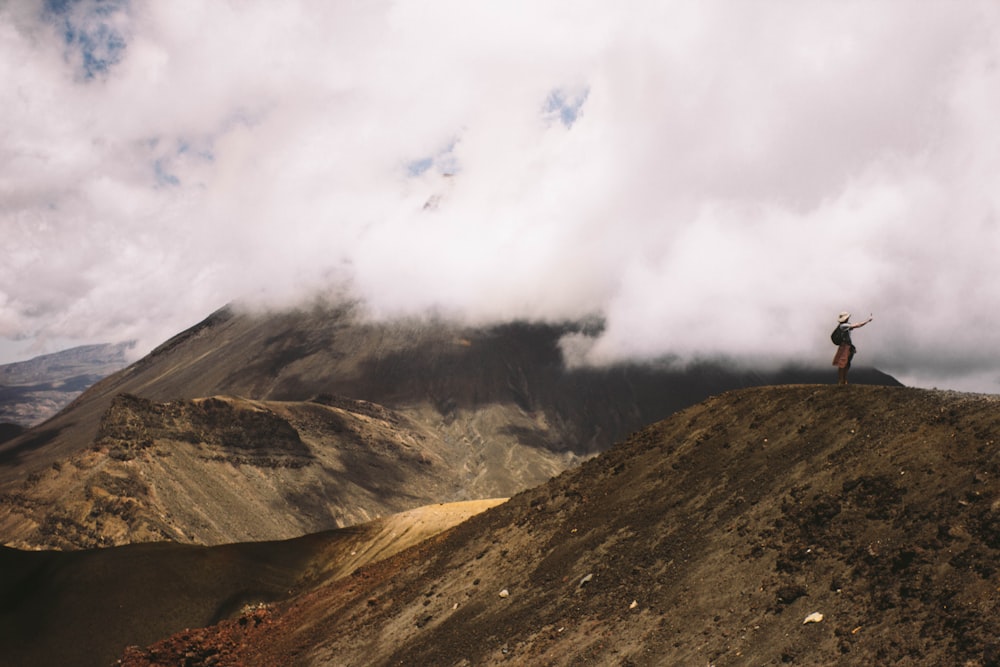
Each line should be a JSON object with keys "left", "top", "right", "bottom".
{"left": 832, "top": 343, "right": 853, "bottom": 368}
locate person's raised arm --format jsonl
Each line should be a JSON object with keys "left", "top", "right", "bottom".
{"left": 852, "top": 313, "right": 873, "bottom": 329}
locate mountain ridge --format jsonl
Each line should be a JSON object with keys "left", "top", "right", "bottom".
{"left": 109, "top": 384, "right": 1000, "bottom": 666}
{"left": 0, "top": 303, "right": 899, "bottom": 481}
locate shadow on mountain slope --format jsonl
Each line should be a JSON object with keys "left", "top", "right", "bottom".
{"left": 0, "top": 423, "right": 25, "bottom": 446}
{"left": 0, "top": 499, "right": 504, "bottom": 667}
{"left": 116, "top": 385, "right": 1000, "bottom": 667}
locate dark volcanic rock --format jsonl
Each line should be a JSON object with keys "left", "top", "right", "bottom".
{"left": 96, "top": 394, "right": 309, "bottom": 464}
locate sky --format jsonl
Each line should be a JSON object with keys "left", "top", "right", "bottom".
{"left": 2, "top": 0, "right": 999, "bottom": 393}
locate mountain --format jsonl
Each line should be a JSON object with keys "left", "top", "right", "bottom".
{"left": 0, "top": 303, "right": 899, "bottom": 549}
{"left": 0, "top": 342, "right": 132, "bottom": 430}
{"left": 0, "top": 393, "right": 554, "bottom": 549}
{"left": 4, "top": 385, "right": 999, "bottom": 666}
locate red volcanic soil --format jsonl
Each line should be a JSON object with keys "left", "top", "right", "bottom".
{"left": 116, "top": 385, "right": 1000, "bottom": 666}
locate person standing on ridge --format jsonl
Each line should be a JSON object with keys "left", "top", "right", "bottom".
{"left": 832, "top": 311, "right": 873, "bottom": 385}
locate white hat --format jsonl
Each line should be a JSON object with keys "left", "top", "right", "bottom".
{"left": 837, "top": 312, "right": 850, "bottom": 323}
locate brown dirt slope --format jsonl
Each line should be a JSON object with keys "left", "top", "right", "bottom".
{"left": 120, "top": 385, "right": 1000, "bottom": 666}
{"left": 0, "top": 499, "right": 503, "bottom": 667}
{"left": 0, "top": 393, "right": 574, "bottom": 549}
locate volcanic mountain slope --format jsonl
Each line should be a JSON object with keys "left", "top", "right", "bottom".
{"left": 0, "top": 303, "right": 897, "bottom": 549}
{"left": 116, "top": 385, "right": 1000, "bottom": 667}
{"left": 0, "top": 302, "right": 897, "bottom": 480}
{"left": 0, "top": 393, "right": 568, "bottom": 549}
{"left": 0, "top": 499, "right": 505, "bottom": 667}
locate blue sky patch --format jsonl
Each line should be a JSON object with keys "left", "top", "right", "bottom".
{"left": 406, "top": 139, "right": 459, "bottom": 178}
{"left": 544, "top": 87, "right": 589, "bottom": 128}
{"left": 44, "top": 0, "right": 129, "bottom": 79}
{"left": 407, "top": 157, "right": 434, "bottom": 177}
{"left": 153, "top": 158, "right": 180, "bottom": 187}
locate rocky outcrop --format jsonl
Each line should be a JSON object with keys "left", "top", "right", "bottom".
{"left": 0, "top": 392, "right": 575, "bottom": 549}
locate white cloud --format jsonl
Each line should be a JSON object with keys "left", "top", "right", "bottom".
{"left": 1, "top": 0, "right": 1000, "bottom": 392}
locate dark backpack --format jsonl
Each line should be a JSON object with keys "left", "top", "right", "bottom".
{"left": 831, "top": 325, "right": 845, "bottom": 345}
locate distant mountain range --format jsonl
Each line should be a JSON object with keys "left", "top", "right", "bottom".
{"left": 0, "top": 342, "right": 132, "bottom": 430}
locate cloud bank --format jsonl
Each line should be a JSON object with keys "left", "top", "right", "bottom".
{"left": 2, "top": 0, "right": 999, "bottom": 392}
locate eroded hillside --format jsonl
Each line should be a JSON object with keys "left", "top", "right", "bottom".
{"left": 115, "top": 385, "right": 1000, "bottom": 667}
{"left": 0, "top": 393, "right": 565, "bottom": 549}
